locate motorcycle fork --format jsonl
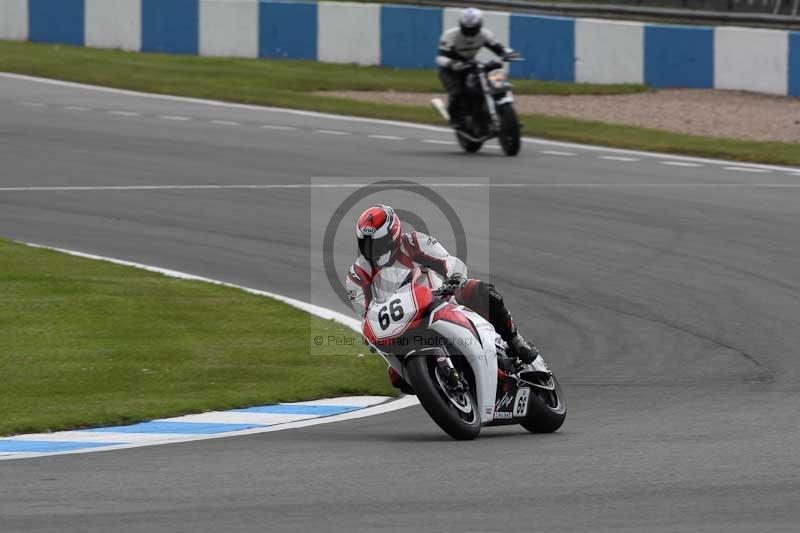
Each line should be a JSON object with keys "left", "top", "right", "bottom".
{"left": 478, "top": 71, "right": 500, "bottom": 132}
{"left": 436, "top": 353, "right": 463, "bottom": 390}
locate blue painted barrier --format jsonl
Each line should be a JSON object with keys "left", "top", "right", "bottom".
{"left": 645, "top": 25, "right": 713, "bottom": 89}
{"left": 259, "top": 1, "right": 317, "bottom": 60}
{"left": 29, "top": 0, "right": 83, "bottom": 46}
{"left": 142, "top": 0, "right": 198, "bottom": 55}
{"left": 509, "top": 15, "right": 575, "bottom": 83}
{"left": 380, "top": 5, "right": 442, "bottom": 69}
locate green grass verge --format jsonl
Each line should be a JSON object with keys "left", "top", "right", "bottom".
{"left": 1, "top": 40, "right": 798, "bottom": 165}
{"left": 0, "top": 40, "right": 645, "bottom": 96}
{"left": 0, "top": 239, "right": 394, "bottom": 436}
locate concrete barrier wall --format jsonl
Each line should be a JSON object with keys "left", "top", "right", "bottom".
{"left": 317, "top": 2, "right": 379, "bottom": 66}
{"left": 0, "top": 0, "right": 28, "bottom": 41}
{"left": 715, "top": 26, "right": 788, "bottom": 95}
{"left": 199, "top": 0, "right": 258, "bottom": 58}
{"left": 5, "top": 0, "right": 800, "bottom": 97}
{"left": 85, "top": 0, "right": 140, "bottom": 51}
{"left": 576, "top": 19, "right": 643, "bottom": 84}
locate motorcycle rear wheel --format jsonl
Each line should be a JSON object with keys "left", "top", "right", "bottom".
{"left": 405, "top": 355, "right": 481, "bottom": 440}
{"left": 497, "top": 104, "right": 521, "bottom": 156}
{"left": 520, "top": 375, "right": 567, "bottom": 433}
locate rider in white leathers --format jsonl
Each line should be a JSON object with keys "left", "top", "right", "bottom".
{"left": 345, "top": 205, "right": 540, "bottom": 393}
{"left": 436, "top": 7, "right": 518, "bottom": 127}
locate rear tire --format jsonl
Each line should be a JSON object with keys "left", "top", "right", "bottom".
{"left": 497, "top": 104, "right": 521, "bottom": 156}
{"left": 520, "top": 375, "right": 566, "bottom": 434}
{"left": 405, "top": 355, "right": 481, "bottom": 440}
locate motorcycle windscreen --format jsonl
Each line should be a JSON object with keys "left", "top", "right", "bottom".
{"left": 371, "top": 265, "right": 414, "bottom": 304}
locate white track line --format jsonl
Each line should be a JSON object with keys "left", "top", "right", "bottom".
{"left": 540, "top": 150, "right": 576, "bottom": 156}
{"left": 724, "top": 166, "right": 771, "bottom": 173}
{"left": 660, "top": 161, "right": 704, "bottom": 168}
{"left": 523, "top": 137, "right": 798, "bottom": 174}
{"left": 209, "top": 120, "right": 240, "bottom": 126}
{"left": 0, "top": 241, "right": 420, "bottom": 461}
{"left": 2, "top": 72, "right": 799, "bottom": 174}
{"left": 423, "top": 139, "right": 456, "bottom": 145}
{"left": 159, "top": 115, "right": 191, "bottom": 121}
{"left": 368, "top": 134, "right": 405, "bottom": 140}
{"left": 15, "top": 101, "right": 45, "bottom": 107}
{"left": 599, "top": 156, "right": 640, "bottom": 162}
{"left": 315, "top": 129, "right": 351, "bottom": 135}
{"left": 107, "top": 110, "right": 140, "bottom": 116}
{"left": 63, "top": 105, "right": 89, "bottom": 111}
{"left": 261, "top": 125, "right": 297, "bottom": 131}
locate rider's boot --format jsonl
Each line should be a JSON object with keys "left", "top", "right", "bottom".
{"left": 447, "top": 97, "right": 465, "bottom": 130}
{"left": 509, "top": 333, "right": 540, "bottom": 364}
{"left": 456, "top": 280, "right": 542, "bottom": 365}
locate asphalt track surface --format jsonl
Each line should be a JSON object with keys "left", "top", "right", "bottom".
{"left": 2, "top": 74, "right": 800, "bottom": 532}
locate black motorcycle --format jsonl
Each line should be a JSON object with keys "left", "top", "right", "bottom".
{"left": 432, "top": 57, "right": 523, "bottom": 156}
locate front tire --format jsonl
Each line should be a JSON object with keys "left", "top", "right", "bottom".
{"left": 405, "top": 355, "right": 481, "bottom": 440}
{"left": 497, "top": 104, "right": 521, "bottom": 156}
{"left": 521, "top": 375, "right": 566, "bottom": 433}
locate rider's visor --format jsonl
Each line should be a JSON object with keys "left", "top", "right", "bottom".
{"left": 359, "top": 234, "right": 395, "bottom": 262}
{"left": 460, "top": 24, "right": 480, "bottom": 37}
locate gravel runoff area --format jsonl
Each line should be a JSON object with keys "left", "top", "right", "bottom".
{"left": 319, "top": 89, "right": 800, "bottom": 144}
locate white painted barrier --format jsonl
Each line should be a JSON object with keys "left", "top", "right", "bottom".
{"left": 6, "top": 0, "right": 800, "bottom": 97}
{"left": 0, "top": 0, "right": 28, "bottom": 41}
{"left": 199, "top": 0, "right": 258, "bottom": 58}
{"left": 442, "top": 7, "right": 510, "bottom": 66}
{"left": 85, "top": 0, "right": 141, "bottom": 51}
{"left": 317, "top": 2, "right": 380, "bottom": 66}
{"left": 715, "top": 27, "right": 788, "bottom": 95}
{"left": 575, "top": 19, "right": 644, "bottom": 84}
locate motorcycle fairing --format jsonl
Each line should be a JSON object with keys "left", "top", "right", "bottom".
{"left": 429, "top": 307, "right": 498, "bottom": 423}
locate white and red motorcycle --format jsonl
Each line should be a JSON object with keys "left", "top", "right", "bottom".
{"left": 362, "top": 266, "right": 566, "bottom": 440}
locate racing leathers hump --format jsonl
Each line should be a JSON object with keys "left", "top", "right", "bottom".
{"left": 346, "top": 231, "right": 467, "bottom": 318}
{"left": 435, "top": 27, "right": 507, "bottom": 69}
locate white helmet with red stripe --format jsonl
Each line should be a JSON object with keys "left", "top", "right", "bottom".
{"left": 355, "top": 204, "right": 402, "bottom": 267}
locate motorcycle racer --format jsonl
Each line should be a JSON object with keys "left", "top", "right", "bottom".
{"left": 345, "top": 204, "right": 541, "bottom": 393}
{"left": 436, "top": 7, "right": 519, "bottom": 128}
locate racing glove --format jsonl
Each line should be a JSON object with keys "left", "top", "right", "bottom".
{"left": 440, "top": 274, "right": 465, "bottom": 295}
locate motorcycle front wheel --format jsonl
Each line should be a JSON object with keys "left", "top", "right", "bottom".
{"left": 405, "top": 355, "right": 481, "bottom": 440}
{"left": 497, "top": 104, "right": 521, "bottom": 156}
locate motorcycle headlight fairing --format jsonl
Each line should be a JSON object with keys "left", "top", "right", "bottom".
{"left": 487, "top": 69, "right": 508, "bottom": 90}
